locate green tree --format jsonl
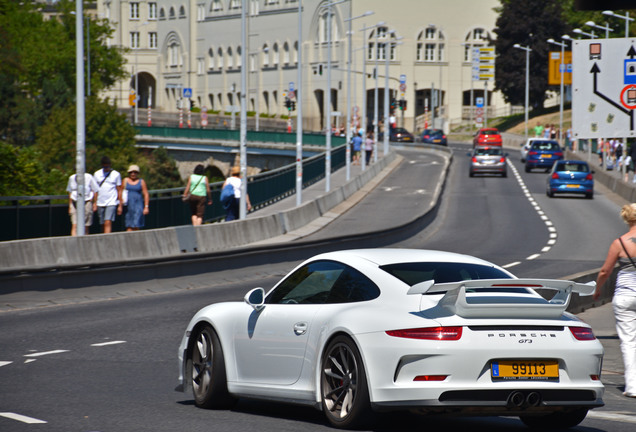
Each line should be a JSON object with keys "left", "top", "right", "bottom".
{"left": 494, "top": 0, "right": 571, "bottom": 109}
{"left": 138, "top": 147, "right": 184, "bottom": 190}
{"left": 0, "top": 0, "right": 126, "bottom": 145}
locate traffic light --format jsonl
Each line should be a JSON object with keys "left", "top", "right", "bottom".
{"left": 399, "top": 99, "right": 407, "bottom": 111}
{"left": 285, "top": 98, "right": 291, "bottom": 110}
{"left": 291, "top": 100, "right": 296, "bottom": 111}
{"left": 190, "top": 99, "right": 196, "bottom": 110}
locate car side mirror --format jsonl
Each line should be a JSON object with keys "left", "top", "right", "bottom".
{"left": 245, "top": 287, "right": 265, "bottom": 311}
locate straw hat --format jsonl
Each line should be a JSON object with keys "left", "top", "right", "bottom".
{"left": 127, "top": 164, "right": 140, "bottom": 173}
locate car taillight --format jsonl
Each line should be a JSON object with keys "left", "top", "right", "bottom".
{"left": 423, "top": 135, "right": 430, "bottom": 139}
{"left": 569, "top": 326, "right": 596, "bottom": 341}
{"left": 499, "top": 157, "right": 506, "bottom": 163}
{"left": 555, "top": 152, "right": 563, "bottom": 157}
{"left": 386, "top": 326, "right": 463, "bottom": 340}
{"left": 529, "top": 151, "right": 537, "bottom": 155}
{"left": 551, "top": 173, "right": 559, "bottom": 179}
{"left": 472, "top": 157, "right": 478, "bottom": 163}
{"left": 586, "top": 174, "right": 593, "bottom": 180}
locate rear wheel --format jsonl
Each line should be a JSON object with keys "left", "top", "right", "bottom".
{"left": 525, "top": 165, "right": 531, "bottom": 173}
{"left": 321, "top": 336, "right": 373, "bottom": 429}
{"left": 189, "top": 325, "right": 235, "bottom": 409}
{"left": 586, "top": 192, "right": 594, "bottom": 199}
{"left": 520, "top": 408, "right": 588, "bottom": 429}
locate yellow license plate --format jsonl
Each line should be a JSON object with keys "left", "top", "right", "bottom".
{"left": 491, "top": 360, "right": 559, "bottom": 381}
{"left": 541, "top": 154, "right": 552, "bottom": 158}
{"left": 566, "top": 184, "right": 580, "bottom": 188}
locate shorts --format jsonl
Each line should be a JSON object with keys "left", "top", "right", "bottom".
{"left": 70, "top": 201, "right": 94, "bottom": 226}
{"left": 189, "top": 195, "right": 207, "bottom": 218}
{"left": 96, "top": 205, "right": 117, "bottom": 225}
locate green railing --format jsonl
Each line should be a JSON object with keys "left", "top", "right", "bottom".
{"left": 135, "top": 125, "right": 347, "bottom": 147}
{"left": 0, "top": 146, "right": 346, "bottom": 241}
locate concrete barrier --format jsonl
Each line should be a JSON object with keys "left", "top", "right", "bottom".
{"left": 0, "top": 152, "right": 397, "bottom": 274}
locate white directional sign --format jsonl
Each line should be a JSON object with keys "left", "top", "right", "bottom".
{"left": 472, "top": 47, "right": 495, "bottom": 82}
{"left": 572, "top": 38, "right": 636, "bottom": 139}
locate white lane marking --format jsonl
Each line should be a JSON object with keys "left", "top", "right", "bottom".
{"left": 23, "top": 350, "right": 69, "bottom": 358}
{"left": 24, "top": 359, "right": 36, "bottom": 364}
{"left": 91, "top": 341, "right": 126, "bottom": 347}
{"left": 502, "top": 261, "right": 521, "bottom": 269}
{"left": 0, "top": 412, "right": 47, "bottom": 424}
{"left": 0, "top": 361, "right": 12, "bottom": 368}
{"left": 587, "top": 410, "right": 636, "bottom": 424}
{"left": 507, "top": 162, "right": 558, "bottom": 265}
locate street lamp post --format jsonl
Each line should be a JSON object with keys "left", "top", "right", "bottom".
{"left": 74, "top": 0, "right": 86, "bottom": 236}
{"left": 585, "top": 21, "right": 614, "bottom": 38}
{"left": 513, "top": 43, "right": 531, "bottom": 141}
{"left": 573, "top": 28, "right": 598, "bottom": 39}
{"left": 384, "top": 33, "right": 402, "bottom": 156}
{"left": 344, "top": 9, "right": 374, "bottom": 181}
{"left": 359, "top": 22, "right": 383, "bottom": 171}
{"left": 603, "top": 10, "right": 634, "bottom": 37}
{"left": 296, "top": 1, "right": 303, "bottom": 206}
{"left": 547, "top": 37, "right": 567, "bottom": 146}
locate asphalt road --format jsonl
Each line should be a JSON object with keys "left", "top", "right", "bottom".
{"left": 1, "top": 143, "right": 634, "bottom": 432}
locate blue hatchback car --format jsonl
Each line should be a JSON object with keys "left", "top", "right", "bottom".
{"left": 546, "top": 160, "right": 594, "bottom": 199}
{"left": 524, "top": 140, "right": 563, "bottom": 172}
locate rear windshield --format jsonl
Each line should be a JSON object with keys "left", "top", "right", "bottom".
{"left": 474, "top": 147, "right": 502, "bottom": 156}
{"left": 532, "top": 141, "right": 560, "bottom": 151}
{"left": 556, "top": 162, "right": 589, "bottom": 172}
{"left": 480, "top": 130, "right": 500, "bottom": 136}
{"left": 380, "top": 262, "right": 512, "bottom": 286}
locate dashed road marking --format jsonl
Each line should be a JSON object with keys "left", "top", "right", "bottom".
{"left": 23, "top": 350, "right": 69, "bottom": 358}
{"left": 502, "top": 162, "right": 557, "bottom": 268}
{"left": 91, "top": 341, "right": 126, "bottom": 347}
{"left": 0, "top": 361, "right": 12, "bottom": 368}
{"left": 0, "top": 412, "right": 46, "bottom": 424}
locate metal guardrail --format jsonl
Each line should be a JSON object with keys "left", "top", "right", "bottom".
{"left": 0, "top": 146, "right": 346, "bottom": 241}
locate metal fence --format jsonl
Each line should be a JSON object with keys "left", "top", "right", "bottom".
{"left": 0, "top": 146, "right": 345, "bottom": 241}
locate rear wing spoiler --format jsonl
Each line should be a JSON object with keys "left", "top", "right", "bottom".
{"left": 407, "top": 278, "right": 596, "bottom": 319}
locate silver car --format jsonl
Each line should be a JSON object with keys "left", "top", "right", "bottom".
{"left": 469, "top": 146, "right": 507, "bottom": 177}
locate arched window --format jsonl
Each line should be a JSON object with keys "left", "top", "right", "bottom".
{"left": 416, "top": 26, "right": 445, "bottom": 62}
{"left": 227, "top": 47, "right": 234, "bottom": 69}
{"left": 179, "top": 6, "right": 186, "bottom": 18}
{"left": 237, "top": 46, "right": 242, "bottom": 68}
{"left": 208, "top": 47, "right": 215, "bottom": 69}
{"left": 318, "top": 9, "right": 338, "bottom": 43}
{"left": 159, "top": 8, "right": 165, "bottom": 19}
{"left": 217, "top": 47, "right": 224, "bottom": 69}
{"left": 463, "top": 28, "right": 490, "bottom": 62}
{"left": 262, "top": 44, "right": 270, "bottom": 67}
{"left": 169, "top": 7, "right": 175, "bottom": 19}
{"left": 272, "top": 43, "right": 279, "bottom": 67}
{"left": 283, "top": 42, "right": 290, "bottom": 64}
{"left": 368, "top": 26, "right": 397, "bottom": 61}
{"left": 294, "top": 41, "right": 298, "bottom": 64}
{"left": 230, "top": 0, "right": 241, "bottom": 10}
{"left": 211, "top": 0, "right": 222, "bottom": 12}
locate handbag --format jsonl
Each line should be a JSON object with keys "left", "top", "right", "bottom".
{"left": 183, "top": 175, "right": 204, "bottom": 202}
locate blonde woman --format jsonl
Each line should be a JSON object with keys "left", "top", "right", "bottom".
{"left": 595, "top": 203, "right": 636, "bottom": 398}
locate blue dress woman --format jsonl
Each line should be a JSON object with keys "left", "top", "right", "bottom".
{"left": 118, "top": 165, "right": 149, "bottom": 231}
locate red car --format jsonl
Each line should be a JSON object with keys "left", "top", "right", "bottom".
{"left": 473, "top": 128, "right": 502, "bottom": 147}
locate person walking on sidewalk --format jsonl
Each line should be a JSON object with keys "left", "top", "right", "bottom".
{"left": 595, "top": 203, "right": 636, "bottom": 398}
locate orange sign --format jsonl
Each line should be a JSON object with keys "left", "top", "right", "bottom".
{"left": 548, "top": 51, "right": 572, "bottom": 86}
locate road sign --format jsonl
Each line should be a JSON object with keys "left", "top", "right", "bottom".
{"left": 183, "top": 88, "right": 193, "bottom": 98}
{"left": 289, "top": 82, "right": 295, "bottom": 92}
{"left": 548, "top": 51, "right": 572, "bottom": 85}
{"left": 399, "top": 74, "right": 406, "bottom": 84}
{"left": 472, "top": 47, "right": 495, "bottom": 82}
{"left": 572, "top": 39, "right": 636, "bottom": 139}
{"left": 476, "top": 97, "right": 484, "bottom": 108}
{"left": 399, "top": 83, "right": 406, "bottom": 92}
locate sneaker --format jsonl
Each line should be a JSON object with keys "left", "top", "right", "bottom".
{"left": 623, "top": 392, "right": 636, "bottom": 398}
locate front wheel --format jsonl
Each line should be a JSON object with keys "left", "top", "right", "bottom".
{"left": 520, "top": 408, "right": 588, "bottom": 429}
{"left": 321, "top": 336, "right": 373, "bottom": 429}
{"left": 189, "top": 325, "right": 235, "bottom": 409}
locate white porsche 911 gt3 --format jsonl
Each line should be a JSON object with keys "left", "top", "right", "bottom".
{"left": 177, "top": 249, "right": 604, "bottom": 429}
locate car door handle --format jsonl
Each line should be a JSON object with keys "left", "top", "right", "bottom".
{"left": 293, "top": 322, "right": 308, "bottom": 336}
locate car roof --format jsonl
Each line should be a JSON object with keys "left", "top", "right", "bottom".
{"left": 479, "top": 128, "right": 498, "bottom": 132}
{"left": 310, "top": 248, "right": 496, "bottom": 267}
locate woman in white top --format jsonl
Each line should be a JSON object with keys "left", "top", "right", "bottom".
{"left": 595, "top": 203, "right": 636, "bottom": 398}
{"left": 222, "top": 166, "right": 251, "bottom": 221}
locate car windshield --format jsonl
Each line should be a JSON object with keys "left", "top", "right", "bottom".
{"left": 474, "top": 147, "right": 502, "bottom": 156}
{"left": 532, "top": 141, "right": 560, "bottom": 151}
{"left": 380, "top": 262, "right": 516, "bottom": 291}
{"left": 556, "top": 163, "right": 589, "bottom": 173}
{"left": 481, "top": 130, "right": 499, "bottom": 136}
